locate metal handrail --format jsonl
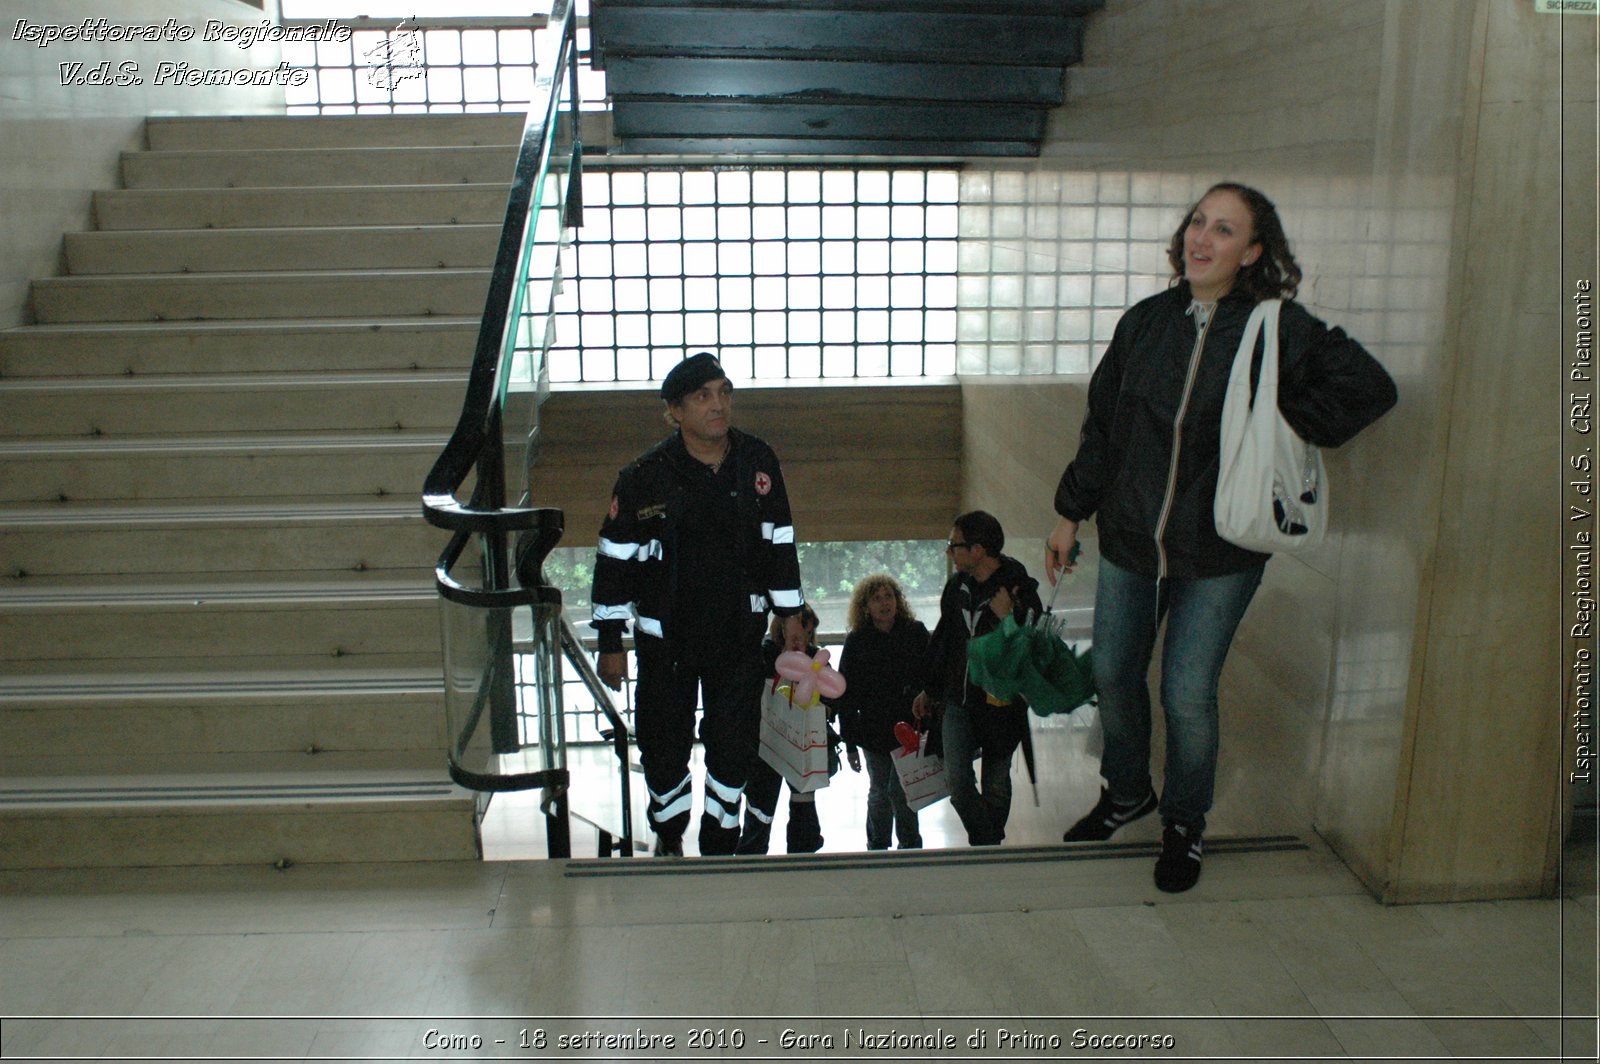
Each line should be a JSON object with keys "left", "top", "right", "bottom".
{"left": 422, "top": 0, "right": 576, "bottom": 531}
{"left": 420, "top": 0, "right": 634, "bottom": 858}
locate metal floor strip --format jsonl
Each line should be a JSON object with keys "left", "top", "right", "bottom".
{"left": 563, "top": 836, "right": 1309, "bottom": 877}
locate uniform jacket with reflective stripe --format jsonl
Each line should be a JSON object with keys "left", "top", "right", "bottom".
{"left": 590, "top": 427, "right": 804, "bottom": 654}
{"left": 1054, "top": 284, "right": 1397, "bottom": 580}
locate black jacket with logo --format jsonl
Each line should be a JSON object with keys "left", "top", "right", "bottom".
{"left": 590, "top": 427, "right": 804, "bottom": 657}
{"left": 1054, "top": 284, "right": 1398, "bottom": 580}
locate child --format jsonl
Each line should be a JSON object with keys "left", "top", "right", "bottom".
{"left": 738, "top": 604, "right": 833, "bottom": 853}
{"left": 838, "top": 575, "right": 930, "bottom": 850}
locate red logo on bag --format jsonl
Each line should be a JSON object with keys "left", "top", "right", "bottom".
{"left": 754, "top": 472, "right": 772, "bottom": 496}
{"left": 607, "top": 495, "right": 619, "bottom": 520}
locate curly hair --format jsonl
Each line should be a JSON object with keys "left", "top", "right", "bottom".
{"left": 846, "top": 573, "right": 916, "bottom": 632}
{"left": 1165, "top": 182, "right": 1302, "bottom": 301}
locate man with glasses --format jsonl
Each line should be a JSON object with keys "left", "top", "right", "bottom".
{"left": 590, "top": 352, "right": 807, "bottom": 857}
{"left": 913, "top": 511, "right": 1042, "bottom": 846}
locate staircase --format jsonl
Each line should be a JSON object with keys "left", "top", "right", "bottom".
{"left": 589, "top": 0, "right": 1104, "bottom": 156}
{"left": 0, "top": 113, "right": 530, "bottom": 869}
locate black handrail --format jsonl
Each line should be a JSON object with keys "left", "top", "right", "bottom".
{"left": 421, "top": 0, "right": 632, "bottom": 859}
{"left": 422, "top": 0, "right": 575, "bottom": 530}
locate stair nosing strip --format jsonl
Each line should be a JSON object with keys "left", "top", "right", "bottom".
{"left": 0, "top": 371, "right": 468, "bottom": 394}
{"left": 0, "top": 431, "right": 449, "bottom": 456}
{"left": 0, "top": 501, "right": 422, "bottom": 526}
{"left": 0, "top": 673, "right": 443, "bottom": 700}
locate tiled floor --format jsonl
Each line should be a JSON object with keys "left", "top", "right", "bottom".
{"left": 3, "top": 700, "right": 1596, "bottom": 1062}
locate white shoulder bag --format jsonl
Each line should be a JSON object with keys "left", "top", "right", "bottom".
{"left": 1213, "top": 298, "right": 1328, "bottom": 553}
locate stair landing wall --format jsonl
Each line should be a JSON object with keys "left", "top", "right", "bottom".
{"left": 2, "top": 0, "right": 288, "bottom": 327}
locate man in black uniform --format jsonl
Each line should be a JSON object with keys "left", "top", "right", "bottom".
{"left": 591, "top": 353, "right": 806, "bottom": 856}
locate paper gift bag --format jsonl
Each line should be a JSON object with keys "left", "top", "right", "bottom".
{"left": 758, "top": 681, "right": 831, "bottom": 793}
{"left": 890, "top": 725, "right": 948, "bottom": 811}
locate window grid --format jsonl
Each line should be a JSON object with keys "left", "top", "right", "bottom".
{"left": 279, "top": 19, "right": 607, "bottom": 115}
{"left": 550, "top": 167, "right": 961, "bottom": 384}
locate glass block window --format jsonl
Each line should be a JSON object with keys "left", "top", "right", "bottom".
{"left": 549, "top": 167, "right": 961, "bottom": 383}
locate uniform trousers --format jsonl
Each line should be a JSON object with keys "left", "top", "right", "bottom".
{"left": 633, "top": 632, "right": 766, "bottom": 855}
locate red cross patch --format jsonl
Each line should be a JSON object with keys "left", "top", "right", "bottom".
{"left": 607, "top": 495, "right": 620, "bottom": 520}
{"left": 754, "top": 472, "right": 772, "bottom": 496}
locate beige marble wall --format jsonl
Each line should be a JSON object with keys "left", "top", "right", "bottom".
{"left": 0, "top": 0, "right": 285, "bottom": 327}
{"left": 959, "top": 0, "right": 1580, "bottom": 899}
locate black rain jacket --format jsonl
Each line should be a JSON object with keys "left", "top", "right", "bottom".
{"left": 1054, "top": 284, "right": 1398, "bottom": 580}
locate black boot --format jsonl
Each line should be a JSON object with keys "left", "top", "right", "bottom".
{"left": 698, "top": 814, "right": 740, "bottom": 857}
{"left": 736, "top": 811, "right": 773, "bottom": 855}
{"left": 785, "top": 799, "right": 823, "bottom": 853}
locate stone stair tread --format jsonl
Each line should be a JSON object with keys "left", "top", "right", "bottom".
{"left": 2, "top": 315, "right": 477, "bottom": 338}
{"left": 0, "top": 368, "right": 468, "bottom": 394}
{"left": 0, "top": 666, "right": 443, "bottom": 703}
{"left": 33, "top": 266, "right": 491, "bottom": 284}
{"left": 0, "top": 570, "right": 436, "bottom": 607}
{"left": 0, "top": 427, "right": 450, "bottom": 454}
{"left": 7, "top": 652, "right": 442, "bottom": 678}
{"left": 0, "top": 496, "right": 424, "bottom": 528}
{"left": 3, "top": 751, "right": 444, "bottom": 780}
{"left": 145, "top": 112, "right": 528, "bottom": 147}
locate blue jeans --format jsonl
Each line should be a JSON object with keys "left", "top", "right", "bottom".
{"left": 863, "top": 749, "right": 921, "bottom": 850}
{"left": 941, "top": 700, "right": 1014, "bottom": 845}
{"left": 1092, "top": 556, "right": 1264, "bottom": 831}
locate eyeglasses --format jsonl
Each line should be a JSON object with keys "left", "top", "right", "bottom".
{"left": 945, "top": 540, "right": 968, "bottom": 552}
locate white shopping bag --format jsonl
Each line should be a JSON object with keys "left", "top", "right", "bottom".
{"left": 758, "top": 681, "right": 831, "bottom": 793}
{"left": 890, "top": 730, "right": 949, "bottom": 811}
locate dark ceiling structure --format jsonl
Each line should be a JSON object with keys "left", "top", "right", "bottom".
{"left": 587, "top": 0, "right": 1105, "bottom": 158}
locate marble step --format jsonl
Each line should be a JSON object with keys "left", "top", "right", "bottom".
{"left": 0, "top": 429, "right": 447, "bottom": 503}
{"left": 93, "top": 184, "right": 513, "bottom": 231}
{"left": 1, "top": 669, "right": 445, "bottom": 768}
{"left": 30, "top": 268, "right": 492, "bottom": 324}
{"left": 0, "top": 766, "right": 478, "bottom": 869}
{"left": 0, "top": 575, "right": 440, "bottom": 668}
{"left": 64, "top": 224, "right": 499, "bottom": 274}
{"left": 121, "top": 145, "right": 518, "bottom": 190}
{"left": 144, "top": 112, "right": 526, "bottom": 151}
{"left": 0, "top": 370, "right": 469, "bottom": 438}
{"left": 0, "top": 498, "right": 444, "bottom": 578}
{"left": 0, "top": 317, "right": 478, "bottom": 377}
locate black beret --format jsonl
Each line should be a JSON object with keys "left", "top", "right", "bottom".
{"left": 660, "top": 351, "right": 727, "bottom": 404}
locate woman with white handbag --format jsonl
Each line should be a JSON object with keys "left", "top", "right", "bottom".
{"left": 1044, "top": 183, "right": 1397, "bottom": 893}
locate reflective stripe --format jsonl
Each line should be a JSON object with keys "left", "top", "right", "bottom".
{"left": 703, "top": 793, "right": 741, "bottom": 828}
{"left": 749, "top": 594, "right": 769, "bottom": 613}
{"left": 592, "top": 603, "right": 634, "bottom": 622}
{"left": 636, "top": 615, "right": 664, "bottom": 638}
{"left": 770, "top": 525, "right": 795, "bottom": 545}
{"left": 769, "top": 588, "right": 803, "bottom": 609}
{"left": 648, "top": 774, "right": 693, "bottom": 823}
{"left": 761, "top": 522, "right": 775, "bottom": 541}
{"left": 744, "top": 802, "right": 774, "bottom": 825}
{"left": 652, "top": 792, "right": 693, "bottom": 823}
{"left": 598, "top": 537, "right": 661, "bottom": 562}
{"left": 703, "top": 771, "right": 745, "bottom": 829}
{"left": 648, "top": 774, "right": 692, "bottom": 805}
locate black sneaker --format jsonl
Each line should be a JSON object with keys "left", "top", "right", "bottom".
{"left": 1154, "top": 821, "right": 1203, "bottom": 893}
{"left": 652, "top": 833, "right": 684, "bottom": 857}
{"left": 1062, "top": 787, "right": 1157, "bottom": 842}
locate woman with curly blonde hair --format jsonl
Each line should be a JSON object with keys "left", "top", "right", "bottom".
{"left": 838, "top": 574, "right": 930, "bottom": 850}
